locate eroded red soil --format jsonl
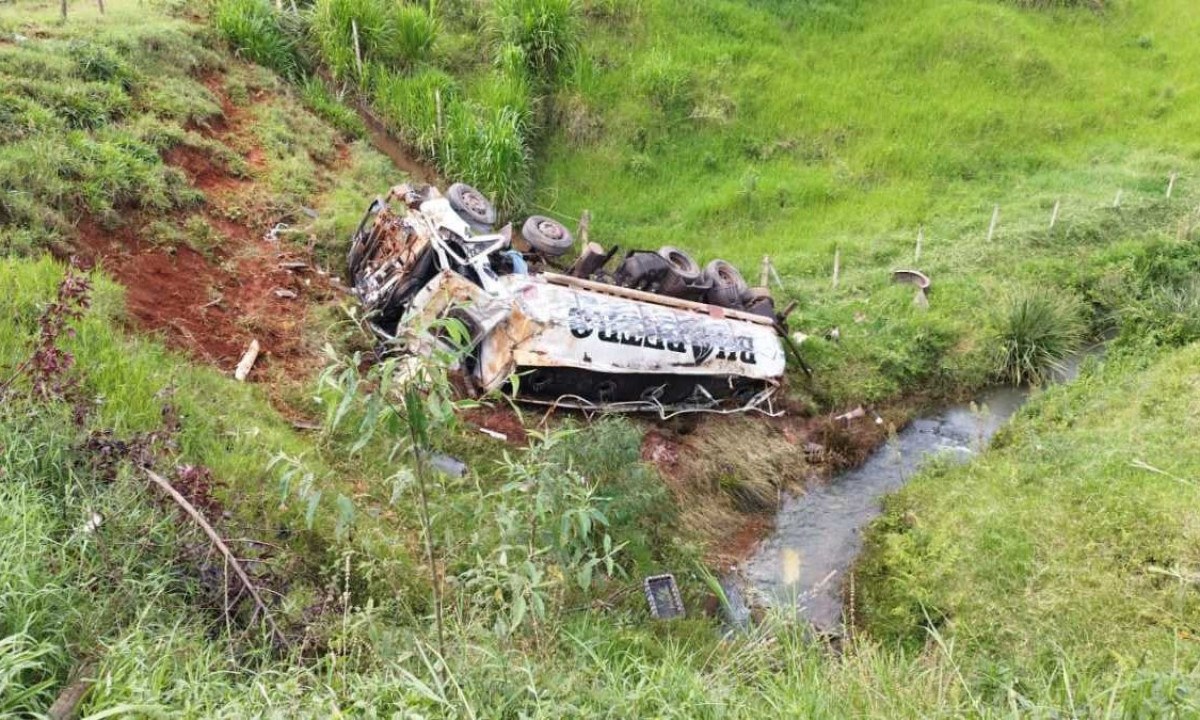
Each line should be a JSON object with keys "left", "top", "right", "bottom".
{"left": 72, "top": 73, "right": 339, "bottom": 379}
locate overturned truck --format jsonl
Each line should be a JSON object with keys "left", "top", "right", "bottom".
{"left": 347, "top": 183, "right": 788, "bottom": 415}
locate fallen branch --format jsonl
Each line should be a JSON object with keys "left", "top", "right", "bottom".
{"left": 144, "top": 469, "right": 288, "bottom": 649}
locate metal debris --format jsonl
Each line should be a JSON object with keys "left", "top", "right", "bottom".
{"left": 644, "top": 574, "right": 685, "bottom": 619}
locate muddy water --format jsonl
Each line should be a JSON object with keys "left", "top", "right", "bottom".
{"left": 744, "top": 352, "right": 1099, "bottom": 632}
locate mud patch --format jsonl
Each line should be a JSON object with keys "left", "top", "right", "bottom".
{"left": 464, "top": 405, "right": 529, "bottom": 445}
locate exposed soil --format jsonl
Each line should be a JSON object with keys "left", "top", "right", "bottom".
{"left": 70, "top": 72, "right": 340, "bottom": 379}
{"left": 463, "top": 405, "right": 530, "bottom": 445}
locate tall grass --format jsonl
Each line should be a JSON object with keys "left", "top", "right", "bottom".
{"left": 310, "top": 0, "right": 438, "bottom": 82}
{"left": 214, "top": 0, "right": 305, "bottom": 79}
{"left": 990, "top": 290, "right": 1085, "bottom": 385}
{"left": 491, "top": 0, "right": 582, "bottom": 85}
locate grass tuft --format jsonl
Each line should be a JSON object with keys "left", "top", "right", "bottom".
{"left": 991, "top": 290, "right": 1084, "bottom": 385}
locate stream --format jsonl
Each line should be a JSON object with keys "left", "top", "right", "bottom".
{"left": 742, "top": 351, "right": 1100, "bottom": 632}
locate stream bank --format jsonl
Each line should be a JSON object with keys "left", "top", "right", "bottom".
{"left": 742, "top": 350, "right": 1102, "bottom": 632}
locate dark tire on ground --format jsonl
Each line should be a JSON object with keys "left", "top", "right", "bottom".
{"left": 521, "top": 216, "right": 575, "bottom": 257}
{"left": 448, "top": 183, "right": 497, "bottom": 228}
{"left": 657, "top": 246, "right": 703, "bottom": 298}
{"left": 704, "top": 259, "right": 748, "bottom": 308}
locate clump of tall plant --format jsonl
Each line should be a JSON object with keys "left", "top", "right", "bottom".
{"left": 491, "top": 0, "right": 582, "bottom": 86}
{"left": 214, "top": 0, "right": 305, "bottom": 80}
{"left": 990, "top": 289, "right": 1085, "bottom": 385}
{"left": 310, "top": 0, "right": 438, "bottom": 83}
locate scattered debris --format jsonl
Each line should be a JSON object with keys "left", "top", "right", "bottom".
{"left": 892, "top": 268, "right": 931, "bottom": 294}
{"left": 279, "top": 261, "right": 308, "bottom": 271}
{"left": 478, "top": 427, "right": 508, "bottom": 441}
{"left": 273, "top": 288, "right": 297, "bottom": 299}
{"left": 347, "top": 183, "right": 787, "bottom": 415}
{"left": 429, "top": 453, "right": 467, "bottom": 478}
{"left": 835, "top": 406, "right": 866, "bottom": 422}
{"left": 264, "top": 223, "right": 289, "bottom": 242}
{"left": 644, "top": 573, "right": 685, "bottom": 619}
{"left": 234, "top": 339, "right": 260, "bottom": 381}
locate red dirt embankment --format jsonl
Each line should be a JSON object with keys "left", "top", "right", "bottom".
{"left": 73, "top": 75, "right": 339, "bottom": 378}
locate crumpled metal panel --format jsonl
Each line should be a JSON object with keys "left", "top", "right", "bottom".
{"left": 469, "top": 276, "right": 785, "bottom": 389}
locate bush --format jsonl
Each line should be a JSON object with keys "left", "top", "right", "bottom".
{"left": 990, "top": 290, "right": 1085, "bottom": 385}
{"left": 214, "top": 0, "right": 305, "bottom": 80}
{"left": 491, "top": 0, "right": 582, "bottom": 85}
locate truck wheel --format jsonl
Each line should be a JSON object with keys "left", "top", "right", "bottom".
{"left": 522, "top": 216, "right": 575, "bottom": 257}
{"left": 657, "top": 246, "right": 703, "bottom": 298}
{"left": 704, "top": 259, "right": 748, "bottom": 308}
{"left": 448, "top": 183, "right": 497, "bottom": 228}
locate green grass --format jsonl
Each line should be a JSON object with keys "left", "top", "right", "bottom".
{"left": 857, "top": 343, "right": 1200, "bottom": 713}
{"left": 533, "top": 0, "right": 1200, "bottom": 402}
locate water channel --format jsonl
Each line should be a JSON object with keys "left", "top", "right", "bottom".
{"left": 742, "top": 351, "right": 1100, "bottom": 632}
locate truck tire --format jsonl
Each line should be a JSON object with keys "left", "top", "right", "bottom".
{"left": 657, "top": 246, "right": 703, "bottom": 298}
{"left": 522, "top": 216, "right": 575, "bottom": 257}
{"left": 704, "top": 259, "right": 748, "bottom": 308}
{"left": 448, "top": 183, "right": 497, "bottom": 229}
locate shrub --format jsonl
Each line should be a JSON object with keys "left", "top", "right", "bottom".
{"left": 214, "top": 0, "right": 305, "bottom": 80}
{"left": 491, "top": 0, "right": 582, "bottom": 85}
{"left": 990, "top": 290, "right": 1085, "bottom": 385}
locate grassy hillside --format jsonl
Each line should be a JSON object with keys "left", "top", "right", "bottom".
{"left": 3, "top": 0, "right": 1200, "bottom": 717}
{"left": 212, "top": 0, "right": 1200, "bottom": 403}
{"left": 535, "top": 0, "right": 1200, "bottom": 401}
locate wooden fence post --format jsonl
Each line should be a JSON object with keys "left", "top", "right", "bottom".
{"left": 1113, "top": 190, "right": 1123, "bottom": 209}
{"left": 1049, "top": 199, "right": 1060, "bottom": 230}
{"left": 987, "top": 204, "right": 1000, "bottom": 243}
{"left": 351, "top": 19, "right": 364, "bottom": 79}
{"left": 1167, "top": 172, "right": 1178, "bottom": 200}
{"left": 831, "top": 246, "right": 841, "bottom": 289}
{"left": 914, "top": 225, "right": 924, "bottom": 263}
